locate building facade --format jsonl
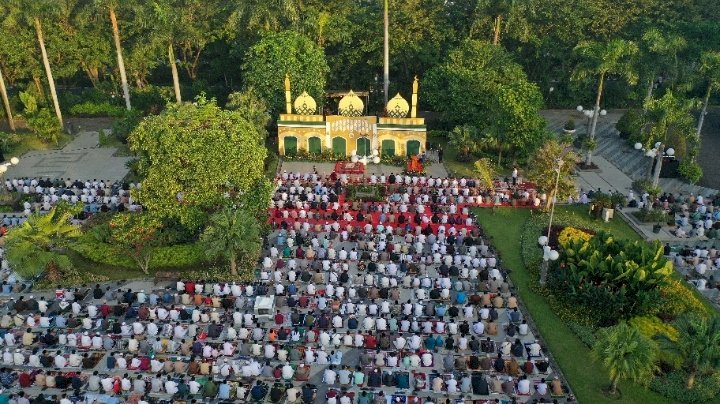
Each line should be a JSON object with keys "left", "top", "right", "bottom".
{"left": 278, "top": 76, "right": 427, "bottom": 157}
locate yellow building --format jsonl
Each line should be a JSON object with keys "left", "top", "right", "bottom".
{"left": 278, "top": 76, "right": 426, "bottom": 157}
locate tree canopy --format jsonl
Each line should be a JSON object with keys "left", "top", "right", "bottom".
{"left": 424, "top": 40, "right": 545, "bottom": 159}
{"left": 127, "top": 96, "right": 269, "bottom": 228}
{"left": 242, "top": 30, "right": 328, "bottom": 115}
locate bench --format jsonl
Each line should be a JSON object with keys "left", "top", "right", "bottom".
{"left": 154, "top": 271, "right": 180, "bottom": 284}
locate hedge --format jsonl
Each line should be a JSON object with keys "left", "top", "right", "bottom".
{"left": 70, "top": 239, "right": 207, "bottom": 270}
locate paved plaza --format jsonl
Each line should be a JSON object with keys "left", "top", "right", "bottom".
{"left": 4, "top": 130, "right": 132, "bottom": 183}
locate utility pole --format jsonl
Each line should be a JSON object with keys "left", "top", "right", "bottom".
{"left": 383, "top": 0, "right": 389, "bottom": 106}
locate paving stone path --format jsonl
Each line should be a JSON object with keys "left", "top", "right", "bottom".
{"left": 4, "top": 130, "right": 131, "bottom": 182}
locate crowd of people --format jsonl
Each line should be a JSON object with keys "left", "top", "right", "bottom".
{"left": 0, "top": 170, "right": 571, "bottom": 403}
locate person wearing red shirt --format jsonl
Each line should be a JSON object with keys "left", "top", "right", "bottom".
{"left": 185, "top": 281, "right": 195, "bottom": 295}
{"left": 365, "top": 332, "right": 377, "bottom": 349}
{"left": 274, "top": 311, "right": 284, "bottom": 325}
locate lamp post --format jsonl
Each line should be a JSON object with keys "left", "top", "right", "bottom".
{"left": 0, "top": 157, "right": 20, "bottom": 198}
{"left": 633, "top": 142, "right": 674, "bottom": 187}
{"left": 538, "top": 236, "right": 559, "bottom": 286}
{"left": 576, "top": 105, "right": 607, "bottom": 165}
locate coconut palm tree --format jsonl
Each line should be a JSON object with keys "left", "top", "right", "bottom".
{"left": 448, "top": 125, "right": 479, "bottom": 160}
{"left": 639, "top": 28, "right": 687, "bottom": 105}
{"left": 18, "top": 0, "right": 64, "bottom": 127}
{"left": 592, "top": 322, "right": 658, "bottom": 395}
{"left": 201, "top": 205, "right": 261, "bottom": 276}
{"left": 656, "top": 314, "right": 720, "bottom": 389}
{"left": 572, "top": 39, "right": 639, "bottom": 166}
{"left": 0, "top": 66, "right": 14, "bottom": 131}
{"left": 94, "top": 0, "right": 131, "bottom": 110}
{"left": 4, "top": 204, "right": 81, "bottom": 278}
{"left": 641, "top": 91, "right": 698, "bottom": 186}
{"left": 149, "top": 0, "right": 182, "bottom": 103}
{"left": 696, "top": 51, "right": 720, "bottom": 141}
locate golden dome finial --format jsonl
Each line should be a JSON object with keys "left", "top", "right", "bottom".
{"left": 386, "top": 93, "right": 409, "bottom": 118}
{"left": 338, "top": 90, "right": 364, "bottom": 117}
{"left": 293, "top": 91, "right": 317, "bottom": 115}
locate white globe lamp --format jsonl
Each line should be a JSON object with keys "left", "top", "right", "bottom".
{"left": 666, "top": 148, "right": 675, "bottom": 156}
{"left": 372, "top": 156, "right": 380, "bottom": 164}
{"left": 576, "top": 105, "right": 583, "bottom": 112}
{"left": 538, "top": 236, "right": 548, "bottom": 246}
{"left": 634, "top": 143, "right": 643, "bottom": 150}
{"left": 10, "top": 157, "right": 19, "bottom": 165}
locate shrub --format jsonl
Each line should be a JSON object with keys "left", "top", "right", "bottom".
{"left": 616, "top": 109, "right": 643, "bottom": 141}
{"left": 557, "top": 226, "right": 593, "bottom": 247}
{"left": 633, "top": 208, "right": 669, "bottom": 223}
{"left": 111, "top": 109, "right": 143, "bottom": 143}
{"left": 650, "top": 371, "right": 720, "bottom": 402}
{"left": 658, "top": 278, "right": 711, "bottom": 319}
{"left": 551, "top": 232, "right": 673, "bottom": 326}
{"left": 150, "top": 244, "right": 206, "bottom": 269}
{"left": 69, "top": 102, "right": 126, "bottom": 117}
{"left": 678, "top": 160, "right": 703, "bottom": 184}
{"left": 26, "top": 108, "right": 62, "bottom": 144}
{"left": 567, "top": 321, "right": 598, "bottom": 348}
{"left": 564, "top": 119, "right": 575, "bottom": 130}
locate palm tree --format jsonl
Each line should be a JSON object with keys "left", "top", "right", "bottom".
{"left": 94, "top": 0, "right": 131, "bottom": 110}
{"left": 21, "top": 0, "right": 64, "bottom": 127}
{"left": 656, "top": 314, "right": 720, "bottom": 389}
{"left": 641, "top": 91, "right": 698, "bottom": 186}
{"left": 0, "top": 66, "right": 14, "bottom": 131}
{"left": 229, "top": 0, "right": 300, "bottom": 33}
{"left": 149, "top": 1, "right": 182, "bottom": 103}
{"left": 572, "top": 39, "right": 639, "bottom": 166}
{"left": 201, "top": 205, "right": 261, "bottom": 276}
{"left": 639, "top": 28, "right": 686, "bottom": 105}
{"left": 448, "top": 125, "right": 479, "bottom": 160}
{"left": 473, "top": 158, "right": 496, "bottom": 190}
{"left": 696, "top": 51, "right": 720, "bottom": 141}
{"left": 4, "top": 204, "right": 81, "bottom": 278}
{"left": 592, "top": 322, "right": 658, "bottom": 395}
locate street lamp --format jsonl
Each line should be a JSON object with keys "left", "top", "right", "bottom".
{"left": 538, "top": 236, "right": 559, "bottom": 286}
{"left": 633, "top": 142, "right": 674, "bottom": 186}
{"left": 0, "top": 157, "right": 20, "bottom": 197}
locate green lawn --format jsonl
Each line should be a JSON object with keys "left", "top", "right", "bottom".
{"left": 474, "top": 206, "right": 674, "bottom": 404}
{"left": 428, "top": 132, "right": 510, "bottom": 178}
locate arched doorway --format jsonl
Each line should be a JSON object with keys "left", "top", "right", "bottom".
{"left": 381, "top": 139, "right": 396, "bottom": 157}
{"left": 406, "top": 140, "right": 420, "bottom": 156}
{"left": 356, "top": 137, "right": 371, "bottom": 156}
{"left": 284, "top": 136, "right": 298, "bottom": 155}
{"left": 308, "top": 136, "right": 322, "bottom": 154}
{"left": 332, "top": 137, "right": 347, "bottom": 156}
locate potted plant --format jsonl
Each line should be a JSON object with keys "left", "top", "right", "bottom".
{"left": 563, "top": 119, "right": 576, "bottom": 134}
{"left": 652, "top": 223, "right": 662, "bottom": 233}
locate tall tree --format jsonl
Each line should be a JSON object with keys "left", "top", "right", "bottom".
{"left": 93, "top": 0, "right": 131, "bottom": 109}
{"left": 201, "top": 205, "right": 261, "bottom": 277}
{"left": 149, "top": 1, "right": 182, "bottom": 102}
{"left": 425, "top": 40, "right": 545, "bottom": 160}
{"left": 242, "top": 31, "right": 329, "bottom": 115}
{"left": 572, "top": 39, "right": 638, "bottom": 166}
{"left": 229, "top": 0, "right": 300, "bottom": 34}
{"left": 21, "top": 0, "right": 64, "bottom": 127}
{"left": 641, "top": 91, "right": 698, "bottom": 186}
{"left": 592, "top": 322, "right": 658, "bottom": 395}
{"left": 127, "top": 96, "right": 268, "bottom": 228}
{"left": 526, "top": 138, "right": 577, "bottom": 211}
{"left": 656, "top": 314, "right": 720, "bottom": 389}
{"left": 639, "top": 28, "right": 686, "bottom": 105}
{"left": 696, "top": 51, "right": 720, "bottom": 142}
{"left": 0, "top": 66, "right": 14, "bottom": 131}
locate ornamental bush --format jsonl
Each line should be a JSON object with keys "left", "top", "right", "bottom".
{"left": 551, "top": 231, "right": 673, "bottom": 326}
{"left": 557, "top": 227, "right": 593, "bottom": 247}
